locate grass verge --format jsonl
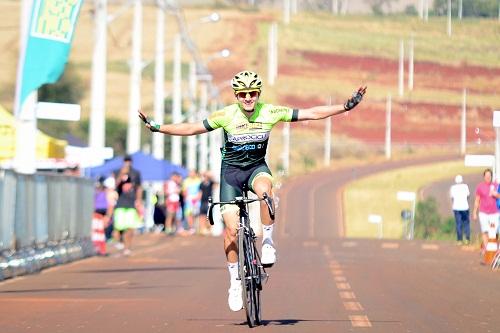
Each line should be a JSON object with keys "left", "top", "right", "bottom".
{"left": 343, "top": 159, "right": 483, "bottom": 239}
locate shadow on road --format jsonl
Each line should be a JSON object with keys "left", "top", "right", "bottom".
{"left": 0, "top": 285, "right": 172, "bottom": 294}
{"left": 73, "top": 266, "right": 225, "bottom": 274}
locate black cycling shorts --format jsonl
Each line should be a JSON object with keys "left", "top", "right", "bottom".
{"left": 219, "top": 162, "right": 273, "bottom": 207}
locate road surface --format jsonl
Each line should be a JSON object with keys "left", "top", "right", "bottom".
{"left": 1, "top": 157, "right": 499, "bottom": 332}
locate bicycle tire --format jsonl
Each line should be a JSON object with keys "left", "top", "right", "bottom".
{"left": 249, "top": 239, "right": 262, "bottom": 325}
{"left": 239, "top": 222, "right": 256, "bottom": 327}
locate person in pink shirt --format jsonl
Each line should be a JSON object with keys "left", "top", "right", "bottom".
{"left": 472, "top": 168, "right": 499, "bottom": 255}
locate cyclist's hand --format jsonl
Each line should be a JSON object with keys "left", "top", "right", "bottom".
{"left": 138, "top": 110, "right": 161, "bottom": 132}
{"left": 343, "top": 86, "right": 367, "bottom": 111}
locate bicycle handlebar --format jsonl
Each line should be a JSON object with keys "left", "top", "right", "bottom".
{"left": 206, "top": 193, "right": 275, "bottom": 225}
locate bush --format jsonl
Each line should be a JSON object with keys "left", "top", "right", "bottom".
{"left": 414, "top": 197, "right": 442, "bottom": 239}
{"left": 414, "top": 197, "right": 458, "bottom": 240}
{"left": 433, "top": 0, "right": 498, "bottom": 18}
{"left": 38, "top": 63, "right": 84, "bottom": 104}
{"left": 404, "top": 5, "right": 418, "bottom": 16}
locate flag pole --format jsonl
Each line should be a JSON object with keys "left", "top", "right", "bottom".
{"left": 14, "top": 0, "right": 37, "bottom": 174}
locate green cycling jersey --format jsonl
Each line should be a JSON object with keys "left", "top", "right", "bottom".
{"left": 203, "top": 102, "right": 299, "bottom": 168}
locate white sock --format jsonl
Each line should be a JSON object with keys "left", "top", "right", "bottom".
{"left": 227, "top": 262, "right": 239, "bottom": 287}
{"left": 262, "top": 224, "right": 274, "bottom": 245}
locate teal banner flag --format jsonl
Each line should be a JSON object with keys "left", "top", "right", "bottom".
{"left": 19, "top": 0, "right": 82, "bottom": 109}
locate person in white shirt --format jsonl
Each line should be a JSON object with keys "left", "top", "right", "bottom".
{"left": 450, "top": 174, "right": 470, "bottom": 245}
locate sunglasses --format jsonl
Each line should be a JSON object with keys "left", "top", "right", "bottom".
{"left": 236, "top": 91, "right": 259, "bottom": 99}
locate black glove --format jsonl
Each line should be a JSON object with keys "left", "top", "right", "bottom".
{"left": 138, "top": 111, "right": 161, "bottom": 132}
{"left": 343, "top": 86, "right": 367, "bottom": 111}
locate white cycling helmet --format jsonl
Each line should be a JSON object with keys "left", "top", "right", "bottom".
{"left": 231, "top": 71, "right": 263, "bottom": 93}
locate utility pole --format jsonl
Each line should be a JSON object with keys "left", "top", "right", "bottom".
{"left": 283, "top": 0, "right": 290, "bottom": 24}
{"left": 419, "top": 0, "right": 424, "bottom": 19}
{"left": 153, "top": 2, "right": 165, "bottom": 160}
{"left": 209, "top": 99, "right": 221, "bottom": 182}
{"left": 291, "top": 0, "right": 298, "bottom": 15}
{"left": 89, "top": 0, "right": 107, "bottom": 163}
{"left": 13, "top": 0, "right": 37, "bottom": 174}
{"left": 127, "top": 0, "right": 142, "bottom": 154}
{"left": 198, "top": 75, "right": 210, "bottom": 172}
{"left": 198, "top": 79, "right": 209, "bottom": 172}
{"left": 408, "top": 35, "right": 414, "bottom": 91}
{"left": 424, "top": 0, "right": 429, "bottom": 21}
{"left": 332, "top": 0, "right": 339, "bottom": 15}
{"left": 324, "top": 97, "right": 332, "bottom": 167}
{"left": 171, "top": 34, "right": 182, "bottom": 165}
{"left": 385, "top": 94, "right": 392, "bottom": 160}
{"left": 447, "top": 0, "right": 452, "bottom": 36}
{"left": 267, "top": 23, "right": 278, "bottom": 86}
{"left": 461, "top": 88, "right": 467, "bottom": 155}
{"left": 187, "top": 61, "right": 197, "bottom": 170}
{"left": 340, "top": 0, "right": 348, "bottom": 15}
{"left": 398, "top": 39, "right": 404, "bottom": 97}
{"left": 282, "top": 122, "right": 290, "bottom": 175}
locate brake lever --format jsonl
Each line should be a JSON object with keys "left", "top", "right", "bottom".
{"left": 262, "top": 193, "right": 275, "bottom": 221}
{"left": 207, "top": 197, "right": 214, "bottom": 225}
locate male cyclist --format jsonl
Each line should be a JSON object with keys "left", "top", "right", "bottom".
{"left": 139, "top": 71, "right": 366, "bottom": 311}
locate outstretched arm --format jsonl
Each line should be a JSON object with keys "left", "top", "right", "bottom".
{"left": 138, "top": 110, "right": 208, "bottom": 136}
{"left": 297, "top": 86, "right": 367, "bottom": 121}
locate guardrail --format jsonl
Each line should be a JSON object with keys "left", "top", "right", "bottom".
{"left": 0, "top": 169, "right": 95, "bottom": 281}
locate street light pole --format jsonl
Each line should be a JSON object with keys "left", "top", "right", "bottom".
{"left": 171, "top": 34, "right": 182, "bottom": 165}
{"left": 209, "top": 98, "right": 222, "bottom": 182}
{"left": 153, "top": 2, "right": 165, "bottom": 160}
{"left": 324, "top": 97, "right": 332, "bottom": 167}
{"left": 127, "top": 0, "right": 142, "bottom": 154}
{"left": 89, "top": 0, "right": 107, "bottom": 163}
{"left": 385, "top": 94, "right": 392, "bottom": 159}
{"left": 187, "top": 61, "right": 197, "bottom": 170}
{"left": 198, "top": 79, "right": 209, "bottom": 172}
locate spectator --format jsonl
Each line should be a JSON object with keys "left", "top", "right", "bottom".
{"left": 472, "top": 168, "right": 498, "bottom": 259}
{"left": 450, "top": 174, "right": 470, "bottom": 245}
{"left": 92, "top": 177, "right": 114, "bottom": 255}
{"left": 103, "top": 174, "right": 118, "bottom": 240}
{"left": 182, "top": 170, "right": 202, "bottom": 235}
{"left": 164, "top": 172, "right": 182, "bottom": 235}
{"left": 113, "top": 155, "right": 143, "bottom": 256}
{"left": 152, "top": 192, "right": 166, "bottom": 233}
{"left": 199, "top": 172, "right": 215, "bottom": 235}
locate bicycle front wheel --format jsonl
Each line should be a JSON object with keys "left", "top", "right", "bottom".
{"left": 239, "top": 225, "right": 259, "bottom": 327}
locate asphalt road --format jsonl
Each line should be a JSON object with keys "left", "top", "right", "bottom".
{"left": 1, "top": 156, "right": 499, "bottom": 333}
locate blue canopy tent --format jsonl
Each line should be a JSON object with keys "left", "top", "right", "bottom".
{"left": 86, "top": 151, "right": 187, "bottom": 181}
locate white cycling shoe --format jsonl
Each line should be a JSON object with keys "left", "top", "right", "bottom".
{"left": 261, "top": 242, "right": 276, "bottom": 267}
{"left": 228, "top": 284, "right": 243, "bottom": 312}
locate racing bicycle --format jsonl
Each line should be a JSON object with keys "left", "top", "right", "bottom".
{"left": 207, "top": 187, "right": 275, "bottom": 327}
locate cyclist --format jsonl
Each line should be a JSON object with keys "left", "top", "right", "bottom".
{"left": 139, "top": 70, "right": 366, "bottom": 311}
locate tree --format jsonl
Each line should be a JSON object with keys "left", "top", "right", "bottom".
{"left": 433, "top": 0, "right": 498, "bottom": 17}
{"left": 38, "top": 63, "right": 84, "bottom": 104}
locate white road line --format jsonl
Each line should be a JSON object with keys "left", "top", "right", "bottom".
{"left": 421, "top": 244, "right": 439, "bottom": 250}
{"left": 349, "top": 315, "right": 372, "bottom": 327}
{"left": 339, "top": 291, "right": 356, "bottom": 299}
{"left": 344, "top": 301, "right": 364, "bottom": 311}
{"left": 381, "top": 242, "right": 400, "bottom": 249}
{"left": 336, "top": 282, "right": 351, "bottom": 290}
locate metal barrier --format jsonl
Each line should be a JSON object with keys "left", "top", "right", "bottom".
{"left": 0, "top": 169, "right": 95, "bottom": 281}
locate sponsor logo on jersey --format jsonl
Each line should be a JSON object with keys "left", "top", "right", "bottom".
{"left": 269, "top": 107, "right": 290, "bottom": 114}
{"left": 235, "top": 122, "right": 264, "bottom": 130}
{"left": 227, "top": 131, "right": 270, "bottom": 143}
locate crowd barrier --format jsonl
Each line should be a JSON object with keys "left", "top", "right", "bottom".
{"left": 0, "top": 169, "right": 95, "bottom": 281}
